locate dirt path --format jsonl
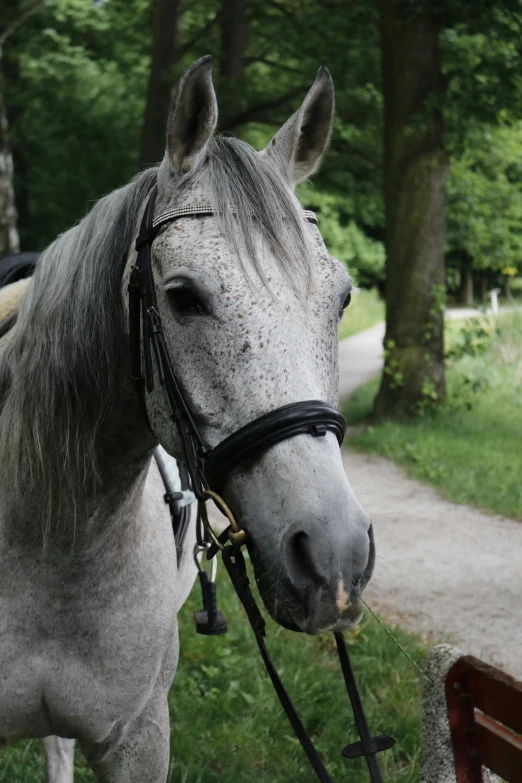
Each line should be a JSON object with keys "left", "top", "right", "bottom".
{"left": 338, "top": 322, "right": 385, "bottom": 399}
{"left": 339, "top": 324, "right": 522, "bottom": 680}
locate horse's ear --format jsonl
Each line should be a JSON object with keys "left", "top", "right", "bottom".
{"left": 166, "top": 56, "right": 218, "bottom": 176}
{"left": 261, "top": 67, "right": 334, "bottom": 186}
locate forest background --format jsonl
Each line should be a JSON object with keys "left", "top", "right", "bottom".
{"left": 2, "top": 0, "right": 522, "bottom": 418}
{"left": 1, "top": 4, "right": 522, "bottom": 779}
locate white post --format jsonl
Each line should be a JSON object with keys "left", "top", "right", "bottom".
{"left": 487, "top": 288, "right": 500, "bottom": 316}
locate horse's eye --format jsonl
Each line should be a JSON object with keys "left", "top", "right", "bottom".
{"left": 168, "top": 285, "right": 206, "bottom": 316}
{"left": 340, "top": 291, "right": 351, "bottom": 317}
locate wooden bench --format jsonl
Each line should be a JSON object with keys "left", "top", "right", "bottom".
{"left": 446, "top": 655, "right": 522, "bottom": 782}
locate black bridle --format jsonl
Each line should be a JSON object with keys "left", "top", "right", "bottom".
{"left": 128, "top": 183, "right": 394, "bottom": 782}
{"left": 129, "top": 185, "right": 346, "bottom": 501}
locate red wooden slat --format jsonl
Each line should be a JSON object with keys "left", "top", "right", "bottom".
{"left": 475, "top": 715, "right": 522, "bottom": 783}
{"left": 445, "top": 662, "right": 483, "bottom": 783}
{"left": 463, "top": 656, "right": 522, "bottom": 738}
{"left": 445, "top": 655, "right": 522, "bottom": 783}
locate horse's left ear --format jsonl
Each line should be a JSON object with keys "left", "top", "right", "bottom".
{"left": 261, "top": 67, "right": 334, "bottom": 186}
{"left": 166, "top": 55, "right": 218, "bottom": 176}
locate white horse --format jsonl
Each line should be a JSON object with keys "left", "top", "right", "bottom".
{"left": 0, "top": 57, "right": 373, "bottom": 782}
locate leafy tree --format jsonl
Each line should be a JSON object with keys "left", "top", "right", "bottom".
{"left": 5, "top": 0, "right": 387, "bottom": 274}
{"left": 441, "top": 9, "right": 522, "bottom": 302}
{"left": 373, "top": 0, "right": 448, "bottom": 418}
{"left": 446, "top": 123, "right": 522, "bottom": 302}
{"left": 374, "top": 0, "right": 522, "bottom": 416}
{"left": 0, "top": 0, "right": 46, "bottom": 255}
{"left": 4, "top": 0, "right": 151, "bottom": 249}
{"left": 3, "top": 0, "right": 522, "bottom": 366}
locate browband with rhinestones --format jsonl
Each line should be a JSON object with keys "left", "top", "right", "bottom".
{"left": 152, "top": 204, "right": 318, "bottom": 232}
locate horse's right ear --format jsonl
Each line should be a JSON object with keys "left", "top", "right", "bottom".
{"left": 166, "top": 56, "right": 218, "bottom": 176}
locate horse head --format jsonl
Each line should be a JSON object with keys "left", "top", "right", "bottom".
{"left": 133, "top": 56, "right": 374, "bottom": 635}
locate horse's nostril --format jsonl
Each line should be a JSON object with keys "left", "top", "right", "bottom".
{"left": 287, "top": 531, "right": 321, "bottom": 589}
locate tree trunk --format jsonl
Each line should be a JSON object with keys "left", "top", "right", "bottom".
{"left": 219, "top": 0, "right": 248, "bottom": 129}
{"left": 460, "top": 255, "right": 474, "bottom": 305}
{"left": 504, "top": 276, "right": 512, "bottom": 303}
{"left": 140, "top": 0, "right": 184, "bottom": 168}
{"left": 220, "top": 0, "right": 247, "bottom": 80}
{"left": 374, "top": 0, "right": 449, "bottom": 418}
{"left": 0, "top": 55, "right": 19, "bottom": 256}
{"left": 481, "top": 270, "right": 488, "bottom": 303}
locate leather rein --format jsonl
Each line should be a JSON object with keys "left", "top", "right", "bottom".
{"left": 128, "top": 183, "right": 394, "bottom": 782}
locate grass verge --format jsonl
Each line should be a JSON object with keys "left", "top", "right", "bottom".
{"left": 1, "top": 574, "right": 426, "bottom": 782}
{"left": 339, "top": 288, "right": 384, "bottom": 340}
{"left": 344, "top": 313, "right": 522, "bottom": 520}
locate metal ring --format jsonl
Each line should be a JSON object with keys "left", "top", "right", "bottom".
{"left": 204, "top": 490, "right": 247, "bottom": 547}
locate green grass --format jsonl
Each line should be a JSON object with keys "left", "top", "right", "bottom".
{"left": 339, "top": 288, "right": 384, "bottom": 340}
{"left": 344, "top": 312, "right": 522, "bottom": 520}
{"left": 1, "top": 573, "right": 425, "bottom": 782}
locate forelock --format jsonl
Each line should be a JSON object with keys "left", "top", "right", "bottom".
{"left": 202, "top": 136, "right": 314, "bottom": 288}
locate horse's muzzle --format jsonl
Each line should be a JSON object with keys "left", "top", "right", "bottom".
{"left": 250, "top": 518, "right": 374, "bottom": 636}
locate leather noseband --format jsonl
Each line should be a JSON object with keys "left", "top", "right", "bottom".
{"left": 204, "top": 400, "right": 345, "bottom": 493}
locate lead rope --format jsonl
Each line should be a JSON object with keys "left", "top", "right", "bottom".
{"left": 199, "top": 492, "right": 395, "bottom": 783}
{"left": 362, "top": 599, "right": 431, "bottom": 685}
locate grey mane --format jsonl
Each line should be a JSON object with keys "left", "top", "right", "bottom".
{"left": 0, "top": 136, "right": 312, "bottom": 508}
{"left": 0, "top": 166, "right": 159, "bottom": 508}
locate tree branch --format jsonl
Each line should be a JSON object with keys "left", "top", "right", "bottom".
{"left": 180, "top": 10, "right": 221, "bottom": 56}
{"left": 265, "top": 0, "right": 298, "bottom": 22}
{"left": 222, "top": 86, "right": 306, "bottom": 130}
{"left": 245, "top": 56, "right": 307, "bottom": 76}
{"left": 0, "top": 0, "right": 46, "bottom": 48}
{"left": 264, "top": 0, "right": 305, "bottom": 31}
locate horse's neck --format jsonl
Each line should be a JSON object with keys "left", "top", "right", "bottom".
{"left": 1, "top": 378, "right": 157, "bottom": 552}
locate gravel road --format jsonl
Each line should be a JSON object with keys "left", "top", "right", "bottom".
{"left": 339, "top": 324, "right": 522, "bottom": 680}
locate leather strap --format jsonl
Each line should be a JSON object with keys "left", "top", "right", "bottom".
{"left": 153, "top": 448, "right": 191, "bottom": 562}
{"left": 205, "top": 400, "right": 346, "bottom": 492}
{"left": 222, "top": 545, "right": 335, "bottom": 783}
{"left": 221, "top": 544, "right": 393, "bottom": 782}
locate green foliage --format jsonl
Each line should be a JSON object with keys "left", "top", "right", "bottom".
{"left": 6, "top": 0, "right": 151, "bottom": 248}
{"left": 4, "top": 0, "right": 522, "bottom": 287}
{"left": 0, "top": 573, "right": 425, "bottom": 782}
{"left": 4, "top": 0, "right": 386, "bottom": 278}
{"left": 344, "top": 313, "right": 522, "bottom": 520}
{"left": 441, "top": 7, "right": 522, "bottom": 285}
{"left": 442, "top": 5, "right": 522, "bottom": 141}
{"left": 446, "top": 124, "right": 522, "bottom": 276}
{"left": 423, "top": 284, "right": 446, "bottom": 343}
{"left": 382, "top": 339, "right": 404, "bottom": 391}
